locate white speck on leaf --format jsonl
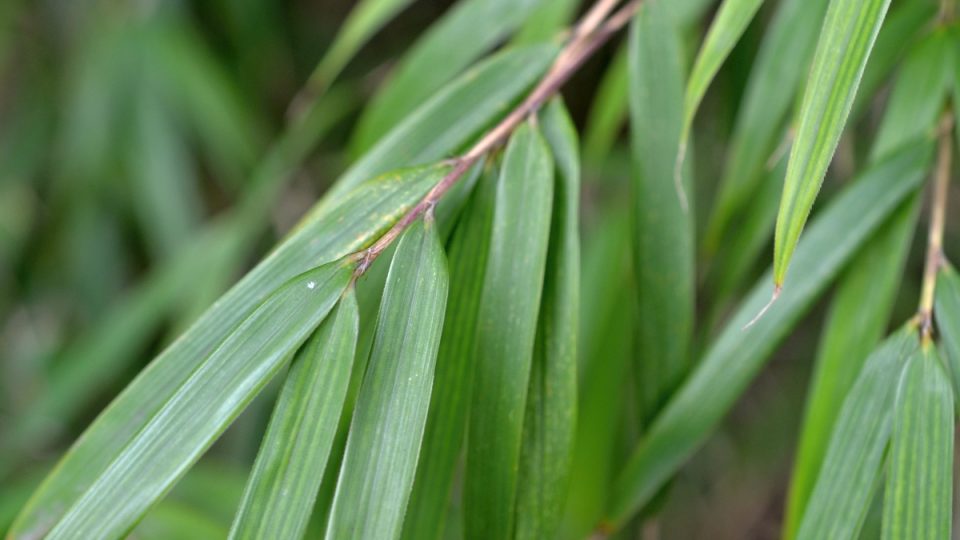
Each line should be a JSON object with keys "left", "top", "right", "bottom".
{"left": 307, "top": 281, "right": 316, "bottom": 290}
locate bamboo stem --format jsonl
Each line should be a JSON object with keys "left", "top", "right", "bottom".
{"left": 352, "top": 0, "right": 641, "bottom": 275}
{"left": 918, "top": 112, "right": 954, "bottom": 342}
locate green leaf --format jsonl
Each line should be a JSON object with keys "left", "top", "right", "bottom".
{"left": 628, "top": 0, "right": 694, "bottom": 421}
{"left": 773, "top": 0, "right": 894, "bottom": 287}
{"left": 871, "top": 29, "right": 955, "bottom": 161}
{"left": 783, "top": 195, "right": 919, "bottom": 539}
{"left": 9, "top": 164, "right": 447, "bottom": 539}
{"left": 330, "top": 45, "right": 556, "bottom": 199}
{"left": 41, "top": 260, "right": 353, "bottom": 539}
{"left": 514, "top": 99, "right": 580, "bottom": 540}
{"left": 881, "top": 345, "right": 954, "bottom": 540}
{"left": 465, "top": 121, "right": 554, "bottom": 540}
{"left": 796, "top": 329, "right": 920, "bottom": 540}
{"left": 349, "top": 0, "right": 546, "bottom": 155}
{"left": 304, "top": 0, "right": 416, "bottom": 97}
{"left": 229, "top": 290, "right": 359, "bottom": 540}
{"left": 401, "top": 165, "right": 497, "bottom": 540}
{"left": 679, "top": 0, "right": 765, "bottom": 166}
{"left": 604, "top": 141, "right": 933, "bottom": 531}
{"left": 704, "top": 0, "right": 829, "bottom": 253}
{"left": 934, "top": 265, "right": 960, "bottom": 408}
{"left": 325, "top": 217, "right": 449, "bottom": 540}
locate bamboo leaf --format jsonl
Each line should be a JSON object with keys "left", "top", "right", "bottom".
{"left": 773, "top": 0, "right": 894, "bottom": 287}
{"left": 330, "top": 45, "right": 556, "bottom": 199}
{"left": 512, "top": 0, "right": 578, "bottom": 45}
{"left": 401, "top": 165, "right": 497, "bottom": 540}
{"left": 881, "top": 345, "right": 954, "bottom": 540}
{"left": 583, "top": 44, "right": 628, "bottom": 166}
{"left": 783, "top": 195, "right": 919, "bottom": 539}
{"left": 628, "top": 0, "right": 694, "bottom": 421}
{"left": 679, "top": 0, "right": 765, "bottom": 164}
{"left": 934, "top": 265, "right": 960, "bottom": 405}
{"left": 9, "top": 164, "right": 448, "bottom": 539}
{"left": 796, "top": 329, "right": 920, "bottom": 540}
{"left": 305, "top": 0, "right": 416, "bottom": 96}
{"left": 229, "top": 290, "right": 359, "bottom": 540}
{"left": 871, "top": 29, "right": 955, "bottom": 161}
{"left": 325, "top": 217, "right": 449, "bottom": 540}
{"left": 515, "top": 99, "right": 580, "bottom": 540}
{"left": 350, "top": 0, "right": 547, "bottom": 154}
{"left": 465, "top": 121, "right": 554, "bottom": 540}
{"left": 41, "top": 260, "right": 354, "bottom": 539}
{"left": 704, "top": 0, "right": 829, "bottom": 253}
{"left": 604, "top": 141, "right": 933, "bottom": 531}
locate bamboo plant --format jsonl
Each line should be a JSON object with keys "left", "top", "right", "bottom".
{"left": 2, "top": 0, "right": 959, "bottom": 538}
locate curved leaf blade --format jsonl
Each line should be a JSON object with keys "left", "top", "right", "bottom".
{"left": 515, "top": 99, "right": 580, "bottom": 540}
{"left": 796, "top": 329, "right": 920, "bottom": 540}
{"left": 773, "top": 0, "right": 894, "bottom": 286}
{"left": 604, "top": 142, "right": 932, "bottom": 531}
{"left": 881, "top": 346, "right": 954, "bottom": 540}
{"left": 401, "top": 165, "right": 497, "bottom": 540}
{"left": 228, "top": 290, "right": 360, "bottom": 540}
{"left": 325, "top": 217, "right": 449, "bottom": 540}
{"left": 43, "top": 261, "right": 354, "bottom": 539}
{"left": 465, "top": 122, "right": 554, "bottom": 540}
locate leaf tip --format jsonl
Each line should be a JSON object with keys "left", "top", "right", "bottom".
{"left": 743, "top": 284, "right": 782, "bottom": 330}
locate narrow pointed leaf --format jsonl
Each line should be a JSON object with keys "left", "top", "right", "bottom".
{"left": 628, "top": 1, "right": 694, "bottom": 421}
{"left": 784, "top": 196, "right": 918, "bottom": 539}
{"left": 229, "top": 290, "right": 360, "bottom": 540}
{"left": 10, "top": 164, "right": 447, "bottom": 539}
{"left": 796, "top": 329, "right": 920, "bottom": 540}
{"left": 773, "top": 0, "right": 894, "bottom": 286}
{"left": 350, "top": 0, "right": 546, "bottom": 154}
{"left": 881, "top": 345, "right": 954, "bottom": 540}
{"left": 42, "top": 260, "right": 354, "bottom": 539}
{"left": 465, "top": 122, "right": 554, "bottom": 540}
{"left": 515, "top": 99, "right": 580, "bottom": 540}
{"left": 583, "top": 44, "right": 628, "bottom": 167}
{"left": 325, "top": 217, "right": 449, "bottom": 540}
{"left": 331, "top": 45, "right": 556, "bottom": 199}
{"left": 679, "top": 0, "right": 765, "bottom": 151}
{"left": 705, "top": 0, "right": 829, "bottom": 252}
{"left": 605, "top": 142, "right": 932, "bottom": 531}
{"left": 512, "top": 0, "right": 578, "bottom": 45}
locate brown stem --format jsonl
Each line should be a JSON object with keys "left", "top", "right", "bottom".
{"left": 352, "top": 0, "right": 642, "bottom": 275}
{"left": 918, "top": 112, "right": 954, "bottom": 342}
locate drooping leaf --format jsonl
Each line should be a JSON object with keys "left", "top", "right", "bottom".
{"left": 515, "top": 99, "right": 580, "bottom": 540}
{"left": 783, "top": 195, "right": 919, "bottom": 539}
{"left": 229, "top": 290, "right": 359, "bottom": 540}
{"left": 796, "top": 329, "right": 919, "bottom": 540}
{"left": 583, "top": 44, "right": 629, "bottom": 167}
{"left": 627, "top": 0, "right": 694, "bottom": 422}
{"left": 881, "top": 345, "right": 954, "bottom": 540}
{"left": 512, "top": 0, "right": 578, "bottom": 45}
{"left": 9, "top": 164, "right": 448, "bottom": 539}
{"left": 350, "top": 0, "right": 546, "bottom": 154}
{"left": 773, "top": 0, "right": 894, "bottom": 287}
{"left": 325, "top": 217, "right": 449, "bottom": 540}
{"left": 704, "top": 0, "right": 829, "bottom": 253}
{"left": 604, "top": 141, "right": 932, "bottom": 531}
{"left": 330, "top": 45, "right": 556, "bottom": 199}
{"left": 679, "top": 0, "right": 765, "bottom": 163}
{"left": 400, "top": 164, "right": 496, "bottom": 540}
{"left": 40, "top": 260, "right": 354, "bottom": 539}
{"left": 465, "top": 121, "right": 554, "bottom": 540}
{"left": 871, "top": 29, "right": 955, "bottom": 161}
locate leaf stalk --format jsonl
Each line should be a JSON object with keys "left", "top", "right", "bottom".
{"left": 918, "top": 111, "right": 953, "bottom": 341}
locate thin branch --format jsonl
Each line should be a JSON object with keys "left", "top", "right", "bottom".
{"left": 352, "top": 0, "right": 642, "bottom": 275}
{"left": 918, "top": 111, "right": 953, "bottom": 342}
